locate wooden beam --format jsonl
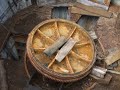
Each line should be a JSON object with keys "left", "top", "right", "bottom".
{"left": 73, "top": 2, "right": 113, "bottom": 18}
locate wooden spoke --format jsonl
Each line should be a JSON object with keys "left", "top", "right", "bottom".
{"left": 57, "top": 66, "right": 69, "bottom": 73}
{"left": 37, "top": 29, "right": 54, "bottom": 43}
{"left": 74, "top": 42, "right": 90, "bottom": 48}
{"left": 34, "top": 48, "right": 45, "bottom": 50}
{"left": 34, "top": 48, "right": 45, "bottom": 53}
{"left": 65, "top": 56, "right": 74, "bottom": 74}
{"left": 55, "top": 21, "right": 60, "bottom": 38}
{"left": 70, "top": 51, "right": 91, "bottom": 63}
{"left": 67, "top": 26, "right": 77, "bottom": 40}
{"left": 48, "top": 58, "right": 56, "bottom": 68}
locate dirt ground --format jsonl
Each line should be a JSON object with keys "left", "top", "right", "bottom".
{"left": 2, "top": 4, "right": 120, "bottom": 90}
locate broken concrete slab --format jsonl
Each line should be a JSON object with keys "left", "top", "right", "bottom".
{"left": 105, "top": 48, "right": 120, "bottom": 66}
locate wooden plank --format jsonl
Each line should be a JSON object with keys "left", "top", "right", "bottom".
{"left": 48, "top": 58, "right": 56, "bottom": 68}
{"left": 73, "top": 2, "right": 113, "bottom": 18}
{"left": 44, "top": 36, "right": 67, "bottom": 56}
{"left": 105, "top": 48, "right": 120, "bottom": 66}
{"left": 71, "top": 6, "right": 100, "bottom": 17}
{"left": 44, "top": 26, "right": 77, "bottom": 57}
{"left": 55, "top": 38, "right": 77, "bottom": 62}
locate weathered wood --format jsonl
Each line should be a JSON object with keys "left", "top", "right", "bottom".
{"left": 44, "top": 36, "right": 67, "bottom": 56}
{"left": 44, "top": 26, "right": 77, "bottom": 57}
{"left": 71, "top": 6, "right": 100, "bottom": 17}
{"left": 48, "top": 58, "right": 56, "bottom": 68}
{"left": 55, "top": 38, "right": 77, "bottom": 62}
{"left": 73, "top": 2, "right": 113, "bottom": 18}
{"left": 0, "top": 60, "right": 8, "bottom": 90}
{"left": 105, "top": 48, "right": 120, "bottom": 66}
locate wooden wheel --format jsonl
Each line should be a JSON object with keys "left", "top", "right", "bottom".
{"left": 26, "top": 19, "right": 96, "bottom": 82}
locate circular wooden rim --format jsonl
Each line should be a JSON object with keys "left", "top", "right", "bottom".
{"left": 26, "top": 19, "right": 96, "bottom": 82}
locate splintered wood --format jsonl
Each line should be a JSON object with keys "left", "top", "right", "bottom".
{"left": 32, "top": 20, "right": 94, "bottom": 74}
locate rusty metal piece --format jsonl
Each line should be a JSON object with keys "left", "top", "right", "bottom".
{"left": 26, "top": 19, "right": 96, "bottom": 82}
